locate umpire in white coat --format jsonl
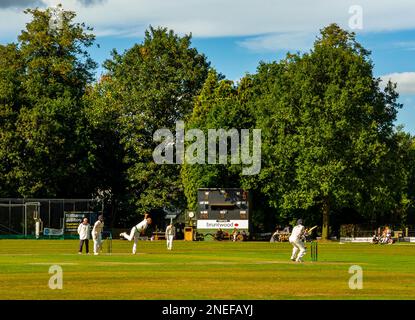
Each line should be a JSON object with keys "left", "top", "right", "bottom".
{"left": 77, "top": 218, "right": 90, "bottom": 254}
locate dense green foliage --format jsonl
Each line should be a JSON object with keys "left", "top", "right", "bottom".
{"left": 181, "top": 70, "right": 255, "bottom": 209}
{"left": 0, "top": 7, "right": 96, "bottom": 198}
{"left": 90, "top": 26, "right": 210, "bottom": 221}
{"left": 249, "top": 25, "right": 408, "bottom": 238}
{"left": 0, "top": 7, "right": 414, "bottom": 233}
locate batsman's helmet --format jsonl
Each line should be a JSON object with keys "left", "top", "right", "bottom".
{"left": 297, "top": 219, "right": 303, "bottom": 225}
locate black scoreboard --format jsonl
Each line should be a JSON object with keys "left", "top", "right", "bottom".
{"left": 196, "top": 188, "right": 250, "bottom": 233}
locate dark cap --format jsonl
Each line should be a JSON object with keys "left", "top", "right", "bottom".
{"left": 297, "top": 219, "right": 303, "bottom": 225}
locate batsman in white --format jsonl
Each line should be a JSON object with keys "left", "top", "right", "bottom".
{"left": 120, "top": 214, "right": 152, "bottom": 254}
{"left": 92, "top": 215, "right": 105, "bottom": 255}
{"left": 289, "top": 219, "right": 306, "bottom": 263}
{"left": 165, "top": 223, "right": 175, "bottom": 250}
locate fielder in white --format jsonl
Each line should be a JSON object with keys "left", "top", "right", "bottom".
{"left": 120, "top": 215, "right": 152, "bottom": 254}
{"left": 92, "top": 215, "right": 104, "bottom": 255}
{"left": 165, "top": 223, "right": 175, "bottom": 250}
{"left": 289, "top": 219, "right": 306, "bottom": 262}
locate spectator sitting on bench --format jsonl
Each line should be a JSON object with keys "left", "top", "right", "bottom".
{"left": 232, "top": 227, "right": 239, "bottom": 242}
{"left": 381, "top": 226, "right": 392, "bottom": 244}
{"left": 270, "top": 225, "right": 282, "bottom": 242}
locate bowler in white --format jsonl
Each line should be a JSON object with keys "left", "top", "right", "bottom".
{"left": 120, "top": 214, "right": 152, "bottom": 254}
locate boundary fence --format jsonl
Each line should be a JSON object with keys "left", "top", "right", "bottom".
{"left": 0, "top": 198, "right": 103, "bottom": 239}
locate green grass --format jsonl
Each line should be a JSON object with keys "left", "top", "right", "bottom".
{"left": 0, "top": 239, "right": 414, "bottom": 300}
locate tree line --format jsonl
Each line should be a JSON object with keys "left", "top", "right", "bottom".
{"left": 1, "top": 7, "right": 414, "bottom": 238}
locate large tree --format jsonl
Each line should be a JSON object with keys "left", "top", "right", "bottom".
{"left": 391, "top": 129, "right": 415, "bottom": 226}
{"left": 181, "top": 70, "right": 241, "bottom": 210}
{"left": 181, "top": 71, "right": 256, "bottom": 200}
{"left": 0, "top": 44, "right": 24, "bottom": 197}
{"left": 180, "top": 70, "right": 276, "bottom": 231}
{"left": 83, "top": 75, "right": 131, "bottom": 226}
{"left": 254, "top": 24, "right": 405, "bottom": 239}
{"left": 0, "top": 6, "right": 97, "bottom": 197}
{"left": 101, "top": 27, "right": 210, "bottom": 215}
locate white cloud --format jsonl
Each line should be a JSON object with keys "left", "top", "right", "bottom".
{"left": 2, "top": 0, "right": 415, "bottom": 44}
{"left": 381, "top": 72, "right": 415, "bottom": 95}
{"left": 238, "top": 32, "right": 315, "bottom": 52}
{"left": 76, "top": 0, "right": 106, "bottom": 6}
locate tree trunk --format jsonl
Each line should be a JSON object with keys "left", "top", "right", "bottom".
{"left": 322, "top": 197, "right": 330, "bottom": 240}
{"left": 110, "top": 198, "right": 118, "bottom": 229}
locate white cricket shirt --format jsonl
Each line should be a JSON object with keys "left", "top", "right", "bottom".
{"left": 289, "top": 225, "right": 305, "bottom": 241}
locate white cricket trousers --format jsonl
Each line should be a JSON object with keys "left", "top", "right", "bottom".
{"left": 123, "top": 227, "right": 139, "bottom": 254}
{"left": 92, "top": 234, "right": 102, "bottom": 254}
{"left": 290, "top": 238, "right": 306, "bottom": 261}
{"left": 167, "top": 235, "right": 174, "bottom": 250}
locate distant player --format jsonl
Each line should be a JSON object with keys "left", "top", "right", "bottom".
{"left": 165, "top": 223, "right": 175, "bottom": 250}
{"left": 289, "top": 219, "right": 306, "bottom": 263}
{"left": 120, "top": 214, "right": 152, "bottom": 254}
{"left": 232, "top": 227, "right": 239, "bottom": 242}
{"left": 92, "top": 215, "right": 104, "bottom": 255}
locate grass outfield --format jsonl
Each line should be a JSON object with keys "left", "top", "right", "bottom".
{"left": 0, "top": 239, "right": 414, "bottom": 300}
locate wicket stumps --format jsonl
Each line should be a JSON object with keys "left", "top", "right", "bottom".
{"left": 106, "top": 234, "right": 112, "bottom": 254}
{"left": 102, "top": 231, "right": 113, "bottom": 255}
{"left": 310, "top": 241, "right": 318, "bottom": 261}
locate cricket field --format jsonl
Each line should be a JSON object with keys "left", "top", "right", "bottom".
{"left": 0, "top": 240, "right": 414, "bottom": 300}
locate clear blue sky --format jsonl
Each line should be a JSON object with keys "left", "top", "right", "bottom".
{"left": 1, "top": 0, "right": 414, "bottom": 133}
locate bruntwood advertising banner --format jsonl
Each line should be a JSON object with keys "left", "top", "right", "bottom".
{"left": 196, "top": 220, "right": 249, "bottom": 229}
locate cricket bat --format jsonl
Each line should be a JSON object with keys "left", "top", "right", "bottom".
{"left": 306, "top": 225, "right": 318, "bottom": 233}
